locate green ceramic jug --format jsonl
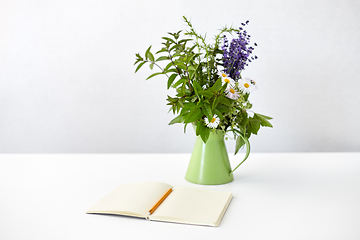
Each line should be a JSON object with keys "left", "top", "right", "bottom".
{"left": 185, "top": 130, "right": 249, "bottom": 185}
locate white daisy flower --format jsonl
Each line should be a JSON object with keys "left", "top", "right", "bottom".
{"left": 225, "top": 86, "right": 240, "bottom": 100}
{"left": 204, "top": 114, "right": 220, "bottom": 129}
{"left": 219, "top": 72, "right": 235, "bottom": 86}
{"left": 239, "top": 77, "right": 254, "bottom": 93}
{"left": 219, "top": 71, "right": 229, "bottom": 78}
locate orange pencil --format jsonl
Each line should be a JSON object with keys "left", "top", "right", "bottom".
{"left": 148, "top": 188, "right": 173, "bottom": 215}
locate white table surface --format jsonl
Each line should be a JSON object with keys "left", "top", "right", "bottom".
{"left": 0, "top": 153, "right": 359, "bottom": 240}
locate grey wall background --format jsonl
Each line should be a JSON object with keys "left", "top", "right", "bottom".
{"left": 1, "top": 0, "right": 359, "bottom": 153}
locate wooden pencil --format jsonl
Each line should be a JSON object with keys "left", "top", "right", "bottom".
{"left": 148, "top": 188, "right": 173, "bottom": 215}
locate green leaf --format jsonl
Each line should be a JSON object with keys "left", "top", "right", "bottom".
{"left": 256, "top": 113, "right": 273, "bottom": 120}
{"left": 214, "top": 109, "right": 224, "bottom": 119}
{"left": 135, "top": 61, "right": 146, "bottom": 73}
{"left": 145, "top": 47, "right": 155, "bottom": 62}
{"left": 184, "top": 106, "right": 203, "bottom": 123}
{"left": 197, "top": 90, "right": 213, "bottom": 98}
{"left": 215, "top": 103, "right": 230, "bottom": 113}
{"left": 134, "top": 53, "right": 144, "bottom": 65}
{"left": 231, "top": 134, "right": 251, "bottom": 173}
{"left": 167, "top": 74, "right": 177, "bottom": 89}
{"left": 164, "top": 62, "right": 174, "bottom": 71}
{"left": 173, "top": 78, "right": 186, "bottom": 88}
{"left": 176, "top": 63, "right": 187, "bottom": 70}
{"left": 189, "top": 70, "right": 196, "bottom": 80}
{"left": 235, "top": 135, "right": 245, "bottom": 155}
{"left": 253, "top": 113, "right": 273, "bottom": 128}
{"left": 240, "top": 110, "right": 248, "bottom": 122}
{"left": 184, "top": 88, "right": 192, "bottom": 95}
{"left": 178, "top": 38, "right": 193, "bottom": 44}
{"left": 218, "top": 96, "right": 232, "bottom": 107}
{"left": 168, "top": 115, "right": 184, "bottom": 125}
{"left": 148, "top": 53, "right": 155, "bottom": 62}
{"left": 210, "top": 78, "right": 222, "bottom": 91}
{"left": 184, "top": 123, "right": 188, "bottom": 133}
{"left": 146, "top": 72, "right": 163, "bottom": 80}
{"left": 188, "top": 44, "right": 197, "bottom": 53}
{"left": 181, "top": 82, "right": 186, "bottom": 95}
{"left": 202, "top": 103, "right": 213, "bottom": 120}
{"left": 192, "top": 81, "right": 202, "bottom": 93}
{"left": 162, "top": 37, "right": 176, "bottom": 44}
{"left": 134, "top": 53, "right": 143, "bottom": 62}
{"left": 155, "top": 56, "right": 169, "bottom": 61}
{"left": 200, "top": 127, "right": 210, "bottom": 143}
{"left": 220, "top": 81, "right": 229, "bottom": 94}
{"left": 188, "top": 65, "right": 196, "bottom": 72}
{"left": 134, "top": 59, "right": 141, "bottom": 66}
{"left": 165, "top": 68, "right": 179, "bottom": 74}
{"left": 213, "top": 97, "right": 221, "bottom": 109}
{"left": 182, "top": 102, "right": 196, "bottom": 110}
{"left": 248, "top": 118, "right": 261, "bottom": 135}
{"left": 186, "top": 53, "right": 199, "bottom": 64}
{"left": 195, "top": 120, "right": 203, "bottom": 136}
{"left": 145, "top": 46, "right": 151, "bottom": 60}
{"left": 169, "top": 45, "right": 179, "bottom": 52}
{"left": 156, "top": 48, "right": 168, "bottom": 54}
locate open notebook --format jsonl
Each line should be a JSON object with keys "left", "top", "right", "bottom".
{"left": 86, "top": 182, "right": 233, "bottom": 227}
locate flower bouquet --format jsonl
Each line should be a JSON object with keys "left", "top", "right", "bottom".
{"left": 134, "top": 17, "right": 272, "bottom": 184}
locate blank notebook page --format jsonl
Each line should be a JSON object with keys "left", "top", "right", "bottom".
{"left": 152, "top": 186, "right": 232, "bottom": 225}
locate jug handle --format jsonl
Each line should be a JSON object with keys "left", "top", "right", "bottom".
{"left": 230, "top": 134, "right": 251, "bottom": 174}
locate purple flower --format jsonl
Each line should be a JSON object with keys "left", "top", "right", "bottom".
{"left": 221, "top": 22, "right": 257, "bottom": 81}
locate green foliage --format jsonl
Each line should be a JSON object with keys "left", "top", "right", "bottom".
{"left": 134, "top": 16, "right": 273, "bottom": 155}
